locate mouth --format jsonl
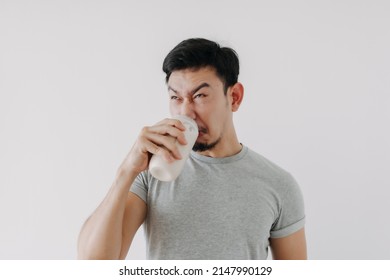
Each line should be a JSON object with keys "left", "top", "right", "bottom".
{"left": 197, "top": 127, "right": 207, "bottom": 138}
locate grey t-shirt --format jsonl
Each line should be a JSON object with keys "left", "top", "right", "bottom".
{"left": 130, "top": 145, "right": 305, "bottom": 259}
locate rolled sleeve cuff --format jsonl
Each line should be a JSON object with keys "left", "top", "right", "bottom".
{"left": 270, "top": 216, "right": 305, "bottom": 238}
{"left": 130, "top": 185, "right": 147, "bottom": 203}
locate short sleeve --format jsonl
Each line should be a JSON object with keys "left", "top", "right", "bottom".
{"left": 129, "top": 171, "right": 149, "bottom": 203}
{"left": 270, "top": 174, "right": 305, "bottom": 238}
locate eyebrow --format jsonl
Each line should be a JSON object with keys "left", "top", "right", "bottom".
{"left": 168, "top": 82, "right": 210, "bottom": 95}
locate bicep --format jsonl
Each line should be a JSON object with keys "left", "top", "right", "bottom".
{"left": 119, "top": 192, "right": 147, "bottom": 259}
{"left": 269, "top": 228, "right": 307, "bottom": 260}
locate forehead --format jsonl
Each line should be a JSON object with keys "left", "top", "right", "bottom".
{"left": 168, "top": 67, "right": 223, "bottom": 89}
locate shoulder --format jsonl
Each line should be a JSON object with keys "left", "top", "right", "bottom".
{"left": 245, "top": 147, "right": 296, "bottom": 183}
{"left": 242, "top": 147, "right": 303, "bottom": 204}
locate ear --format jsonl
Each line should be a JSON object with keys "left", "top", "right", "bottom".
{"left": 229, "top": 82, "right": 244, "bottom": 112}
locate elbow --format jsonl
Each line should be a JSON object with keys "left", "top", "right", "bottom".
{"left": 77, "top": 237, "right": 121, "bottom": 260}
{"left": 77, "top": 248, "right": 120, "bottom": 260}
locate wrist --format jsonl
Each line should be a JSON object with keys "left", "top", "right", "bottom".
{"left": 114, "top": 166, "right": 139, "bottom": 191}
{"left": 116, "top": 165, "right": 139, "bottom": 180}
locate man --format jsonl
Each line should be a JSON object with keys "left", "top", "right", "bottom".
{"left": 78, "top": 38, "right": 307, "bottom": 260}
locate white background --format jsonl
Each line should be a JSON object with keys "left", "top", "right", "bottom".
{"left": 1, "top": 0, "right": 389, "bottom": 259}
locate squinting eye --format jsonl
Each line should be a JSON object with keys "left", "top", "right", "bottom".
{"left": 170, "top": 96, "right": 179, "bottom": 100}
{"left": 194, "top": 94, "right": 205, "bottom": 99}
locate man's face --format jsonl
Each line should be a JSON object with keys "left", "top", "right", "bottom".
{"left": 167, "top": 67, "right": 232, "bottom": 152}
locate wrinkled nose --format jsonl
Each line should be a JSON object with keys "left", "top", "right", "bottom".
{"left": 180, "top": 99, "right": 196, "bottom": 120}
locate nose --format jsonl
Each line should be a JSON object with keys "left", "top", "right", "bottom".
{"left": 180, "top": 99, "right": 196, "bottom": 120}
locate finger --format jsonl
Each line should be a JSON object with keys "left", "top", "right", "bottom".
{"left": 164, "top": 125, "right": 187, "bottom": 145}
{"left": 139, "top": 127, "right": 182, "bottom": 159}
{"left": 146, "top": 133, "right": 182, "bottom": 160}
{"left": 155, "top": 118, "right": 186, "bottom": 131}
{"left": 143, "top": 140, "right": 175, "bottom": 163}
{"left": 147, "top": 124, "right": 187, "bottom": 145}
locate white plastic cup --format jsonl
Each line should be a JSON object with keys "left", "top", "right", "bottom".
{"left": 149, "top": 115, "right": 199, "bottom": 181}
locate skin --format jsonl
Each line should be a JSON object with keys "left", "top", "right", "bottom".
{"left": 77, "top": 66, "right": 307, "bottom": 260}
{"left": 270, "top": 228, "right": 307, "bottom": 259}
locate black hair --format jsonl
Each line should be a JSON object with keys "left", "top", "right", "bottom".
{"left": 162, "top": 38, "right": 239, "bottom": 94}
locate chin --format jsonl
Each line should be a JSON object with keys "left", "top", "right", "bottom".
{"left": 192, "top": 138, "right": 220, "bottom": 152}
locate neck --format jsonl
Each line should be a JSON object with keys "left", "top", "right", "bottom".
{"left": 196, "top": 132, "right": 242, "bottom": 158}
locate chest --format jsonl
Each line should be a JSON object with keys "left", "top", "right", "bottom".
{"left": 146, "top": 169, "right": 280, "bottom": 238}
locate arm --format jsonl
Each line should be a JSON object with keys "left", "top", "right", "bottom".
{"left": 77, "top": 118, "right": 187, "bottom": 259}
{"left": 269, "top": 228, "right": 307, "bottom": 260}
{"left": 77, "top": 169, "right": 146, "bottom": 260}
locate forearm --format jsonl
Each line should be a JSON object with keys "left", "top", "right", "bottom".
{"left": 77, "top": 168, "right": 138, "bottom": 259}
